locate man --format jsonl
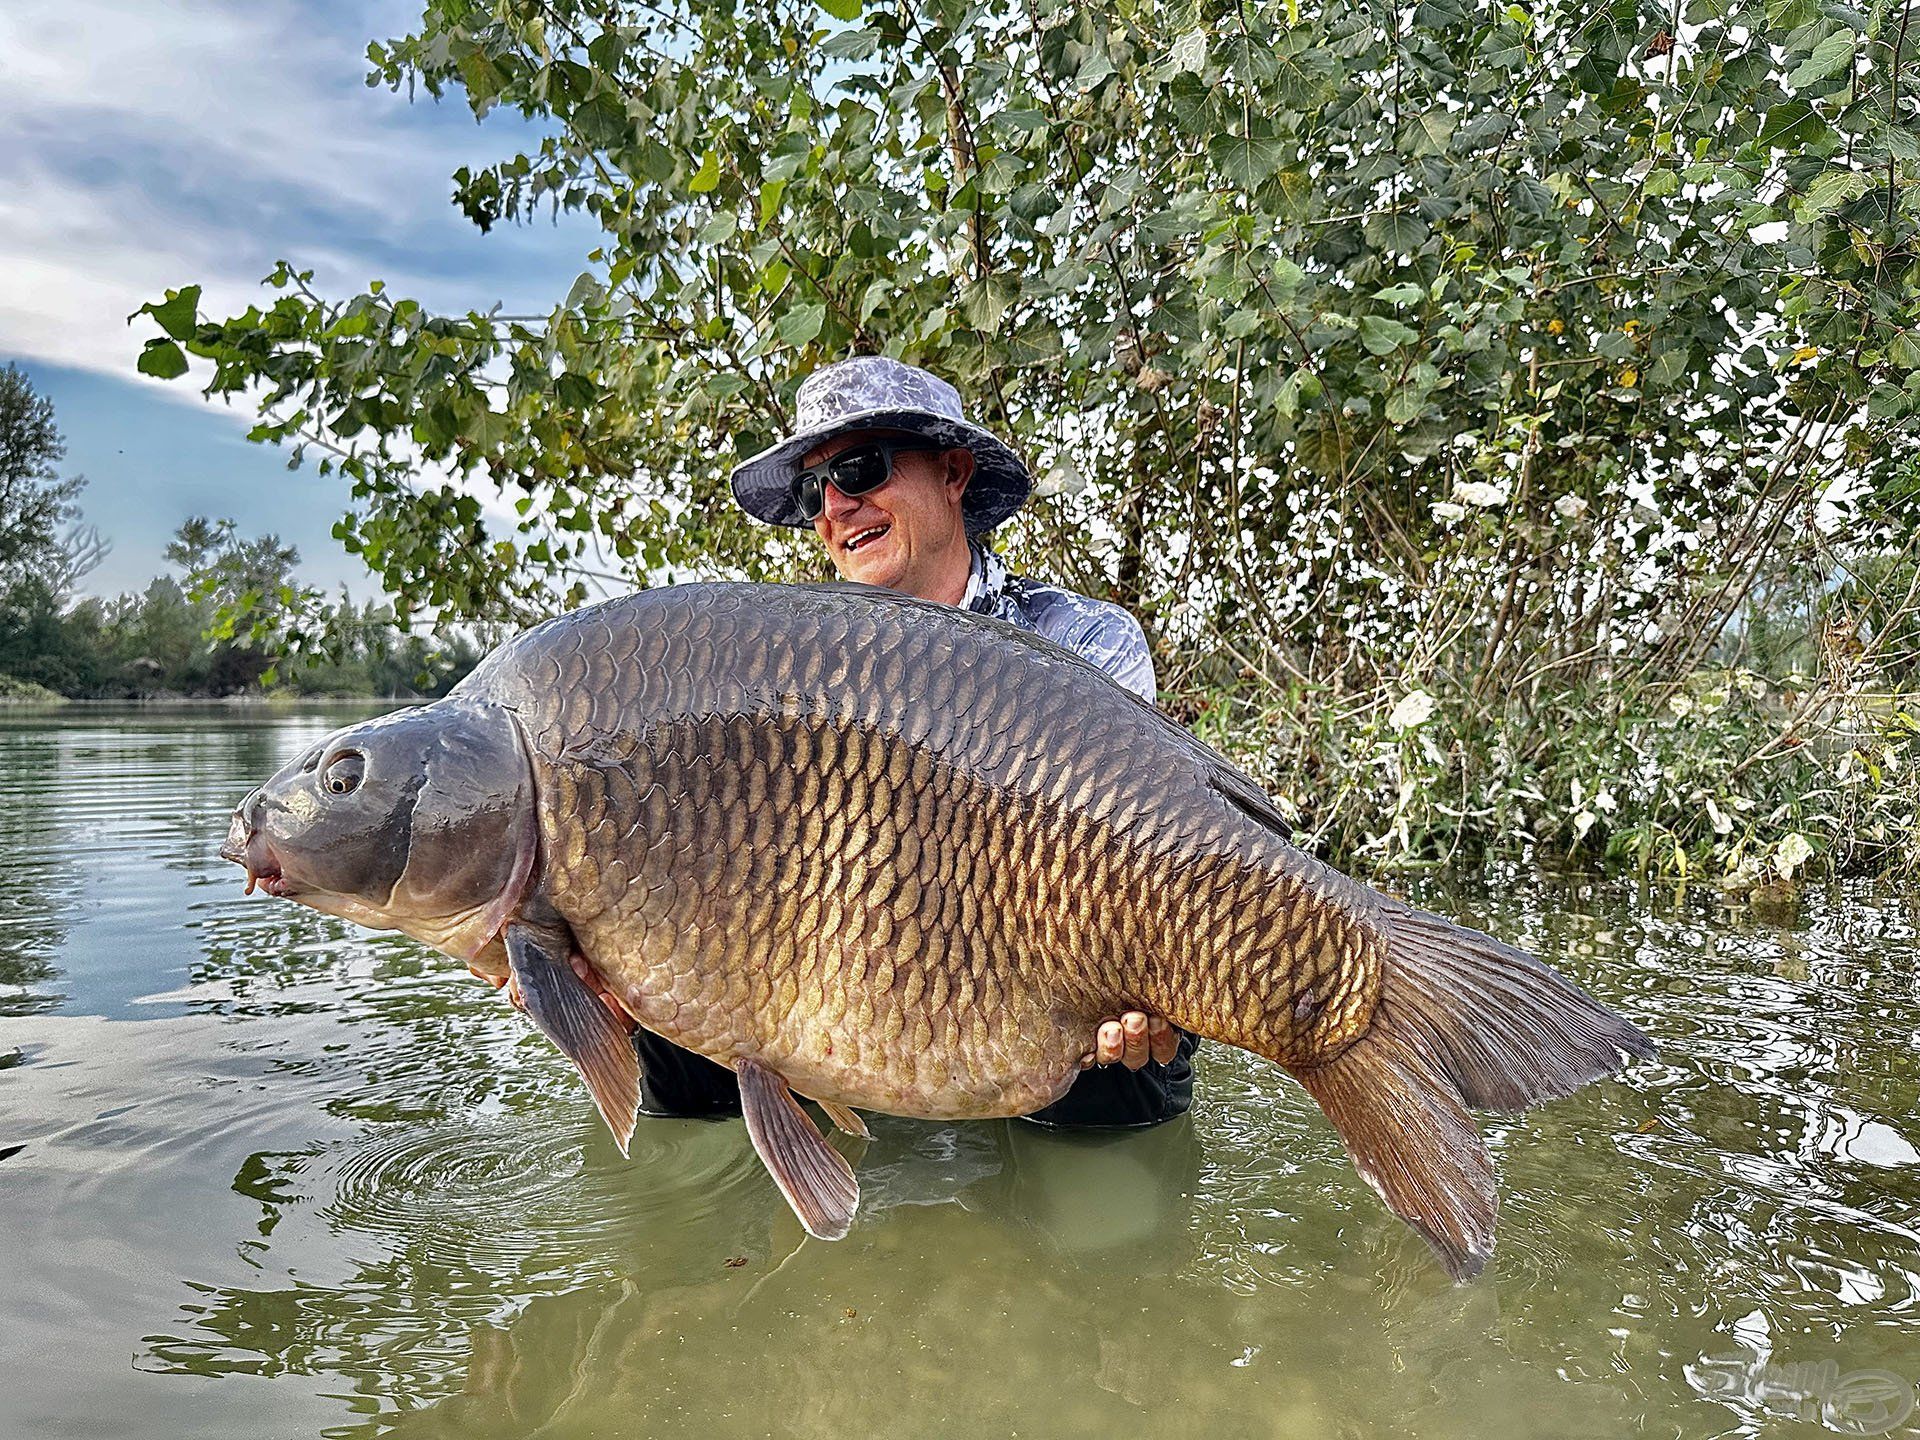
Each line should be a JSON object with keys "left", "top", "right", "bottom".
{"left": 487, "top": 357, "right": 1196, "bottom": 1126}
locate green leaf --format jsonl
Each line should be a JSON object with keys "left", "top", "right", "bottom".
{"left": 1359, "top": 314, "right": 1420, "bottom": 355}
{"left": 142, "top": 286, "right": 202, "bottom": 341}
{"left": 960, "top": 277, "right": 1014, "bottom": 332}
{"left": 1385, "top": 385, "right": 1425, "bottom": 424}
{"left": 1365, "top": 212, "right": 1430, "bottom": 252}
{"left": 1757, "top": 102, "right": 1830, "bottom": 148}
{"left": 573, "top": 91, "right": 630, "bottom": 147}
{"left": 759, "top": 179, "right": 787, "bottom": 227}
{"left": 818, "top": 0, "right": 862, "bottom": 17}
{"left": 1373, "top": 283, "right": 1424, "bottom": 306}
{"left": 1804, "top": 167, "right": 1870, "bottom": 213}
{"left": 1010, "top": 183, "right": 1061, "bottom": 223}
{"left": 1788, "top": 30, "right": 1854, "bottom": 88}
{"left": 1645, "top": 346, "right": 1690, "bottom": 388}
{"left": 137, "top": 339, "right": 189, "bottom": 379}
{"left": 689, "top": 149, "right": 721, "bottom": 194}
{"left": 1208, "top": 133, "right": 1286, "bottom": 189}
{"left": 695, "top": 210, "right": 739, "bottom": 245}
{"left": 777, "top": 302, "right": 826, "bottom": 347}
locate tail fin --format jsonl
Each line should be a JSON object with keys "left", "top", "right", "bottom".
{"left": 1291, "top": 898, "right": 1656, "bottom": 1280}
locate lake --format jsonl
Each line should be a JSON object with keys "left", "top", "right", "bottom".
{"left": 3, "top": 703, "right": 1918, "bottom": 1438}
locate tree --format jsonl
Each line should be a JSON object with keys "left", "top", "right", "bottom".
{"left": 0, "top": 364, "right": 104, "bottom": 602}
{"left": 135, "top": 0, "right": 1920, "bottom": 872}
{"left": 161, "top": 516, "right": 315, "bottom": 689}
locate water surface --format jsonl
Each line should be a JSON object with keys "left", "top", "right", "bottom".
{"left": 3, "top": 704, "right": 1918, "bottom": 1437}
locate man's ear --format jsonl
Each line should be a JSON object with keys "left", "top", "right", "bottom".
{"left": 944, "top": 447, "right": 975, "bottom": 501}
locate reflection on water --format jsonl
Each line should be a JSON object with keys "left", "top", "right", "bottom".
{"left": 3, "top": 705, "right": 1919, "bottom": 1438}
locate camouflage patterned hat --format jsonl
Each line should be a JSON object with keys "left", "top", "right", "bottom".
{"left": 730, "top": 356, "right": 1032, "bottom": 534}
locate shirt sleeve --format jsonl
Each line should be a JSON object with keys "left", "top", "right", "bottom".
{"left": 1058, "top": 602, "right": 1158, "bottom": 702}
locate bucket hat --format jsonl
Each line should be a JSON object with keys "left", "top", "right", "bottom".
{"left": 729, "top": 356, "right": 1032, "bottom": 533}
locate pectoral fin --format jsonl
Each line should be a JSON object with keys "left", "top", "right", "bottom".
{"left": 738, "top": 1059, "right": 860, "bottom": 1240}
{"left": 506, "top": 921, "right": 640, "bottom": 1158}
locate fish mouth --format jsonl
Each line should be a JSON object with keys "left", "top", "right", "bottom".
{"left": 220, "top": 828, "right": 294, "bottom": 898}
{"left": 844, "top": 524, "right": 890, "bottom": 554}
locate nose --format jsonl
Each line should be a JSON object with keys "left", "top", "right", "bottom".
{"left": 821, "top": 481, "right": 864, "bottom": 522}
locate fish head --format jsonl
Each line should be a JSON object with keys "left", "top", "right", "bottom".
{"left": 220, "top": 700, "right": 537, "bottom": 961}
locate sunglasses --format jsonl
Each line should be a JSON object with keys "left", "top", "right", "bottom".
{"left": 791, "top": 439, "right": 943, "bottom": 522}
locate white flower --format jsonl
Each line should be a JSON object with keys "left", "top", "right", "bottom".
{"left": 1594, "top": 787, "right": 1618, "bottom": 813}
{"left": 1553, "top": 493, "right": 1589, "bottom": 519}
{"left": 1430, "top": 501, "right": 1466, "bottom": 522}
{"left": 1667, "top": 693, "right": 1694, "bottom": 718}
{"left": 1705, "top": 797, "right": 1732, "bottom": 835}
{"left": 1572, "top": 810, "right": 1598, "bottom": 842}
{"left": 1454, "top": 479, "right": 1509, "bottom": 508}
{"left": 1389, "top": 689, "right": 1436, "bottom": 730}
{"left": 1774, "top": 832, "right": 1814, "bottom": 879}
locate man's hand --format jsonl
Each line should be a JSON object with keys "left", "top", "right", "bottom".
{"left": 469, "top": 957, "right": 638, "bottom": 1033}
{"left": 1083, "top": 1012, "right": 1179, "bottom": 1070}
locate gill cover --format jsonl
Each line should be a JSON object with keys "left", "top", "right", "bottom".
{"left": 231, "top": 700, "right": 536, "bottom": 958}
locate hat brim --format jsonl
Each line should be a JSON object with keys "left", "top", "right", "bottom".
{"left": 730, "top": 406, "right": 1032, "bottom": 534}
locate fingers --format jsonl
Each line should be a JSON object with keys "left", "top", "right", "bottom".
{"left": 1120, "top": 1012, "right": 1150, "bottom": 1070}
{"left": 505, "top": 974, "right": 525, "bottom": 1011}
{"left": 1088, "top": 1014, "right": 1174, "bottom": 1069}
{"left": 1147, "top": 1015, "right": 1179, "bottom": 1066}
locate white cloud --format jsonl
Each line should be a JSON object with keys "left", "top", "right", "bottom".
{"left": 0, "top": 0, "right": 580, "bottom": 382}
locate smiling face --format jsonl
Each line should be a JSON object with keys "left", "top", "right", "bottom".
{"left": 803, "top": 428, "right": 975, "bottom": 604}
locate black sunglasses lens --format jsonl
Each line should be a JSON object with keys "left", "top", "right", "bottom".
{"left": 793, "top": 472, "right": 825, "bottom": 520}
{"left": 830, "top": 446, "right": 891, "bottom": 497}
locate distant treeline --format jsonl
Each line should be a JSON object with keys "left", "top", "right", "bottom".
{"left": 1, "top": 570, "right": 486, "bottom": 700}
{"left": 0, "top": 365, "right": 482, "bottom": 701}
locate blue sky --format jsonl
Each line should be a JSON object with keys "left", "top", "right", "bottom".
{"left": 0, "top": 0, "right": 595, "bottom": 597}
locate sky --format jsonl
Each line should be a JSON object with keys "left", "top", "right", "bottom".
{"left": 0, "top": 0, "right": 596, "bottom": 597}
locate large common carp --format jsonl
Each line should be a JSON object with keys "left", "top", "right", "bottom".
{"left": 221, "top": 582, "right": 1654, "bottom": 1277}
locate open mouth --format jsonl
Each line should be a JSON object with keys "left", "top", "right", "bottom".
{"left": 844, "top": 524, "right": 890, "bottom": 554}
{"left": 221, "top": 832, "right": 293, "bottom": 897}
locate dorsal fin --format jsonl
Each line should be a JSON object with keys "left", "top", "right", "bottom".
{"left": 1207, "top": 761, "right": 1295, "bottom": 840}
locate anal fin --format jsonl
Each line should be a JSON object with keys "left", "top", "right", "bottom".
{"left": 738, "top": 1059, "right": 860, "bottom": 1240}
{"left": 507, "top": 921, "right": 641, "bottom": 1158}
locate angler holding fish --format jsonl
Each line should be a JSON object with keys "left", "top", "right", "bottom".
{"left": 219, "top": 359, "right": 1654, "bottom": 1278}
{"left": 642, "top": 356, "right": 1199, "bottom": 1127}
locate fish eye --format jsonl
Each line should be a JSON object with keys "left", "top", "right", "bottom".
{"left": 322, "top": 752, "right": 365, "bottom": 796}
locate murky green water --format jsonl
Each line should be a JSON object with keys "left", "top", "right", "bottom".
{"left": 4, "top": 704, "right": 1919, "bottom": 1438}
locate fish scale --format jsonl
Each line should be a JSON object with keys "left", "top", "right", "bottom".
{"left": 474, "top": 585, "right": 1379, "bottom": 1115}
{"left": 223, "top": 580, "right": 1655, "bottom": 1275}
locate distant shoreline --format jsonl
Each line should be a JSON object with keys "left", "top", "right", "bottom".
{"left": 0, "top": 694, "right": 417, "bottom": 709}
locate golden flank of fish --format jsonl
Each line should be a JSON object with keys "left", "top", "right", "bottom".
{"left": 220, "top": 582, "right": 1655, "bottom": 1277}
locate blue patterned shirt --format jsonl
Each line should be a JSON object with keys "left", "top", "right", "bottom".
{"left": 959, "top": 544, "right": 1157, "bottom": 702}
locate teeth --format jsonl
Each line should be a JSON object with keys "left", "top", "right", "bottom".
{"left": 846, "top": 526, "right": 888, "bottom": 552}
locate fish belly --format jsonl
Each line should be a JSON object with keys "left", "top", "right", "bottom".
{"left": 581, "top": 917, "right": 1094, "bottom": 1121}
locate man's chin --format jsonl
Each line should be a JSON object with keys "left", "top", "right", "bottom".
{"left": 840, "top": 544, "right": 904, "bottom": 589}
